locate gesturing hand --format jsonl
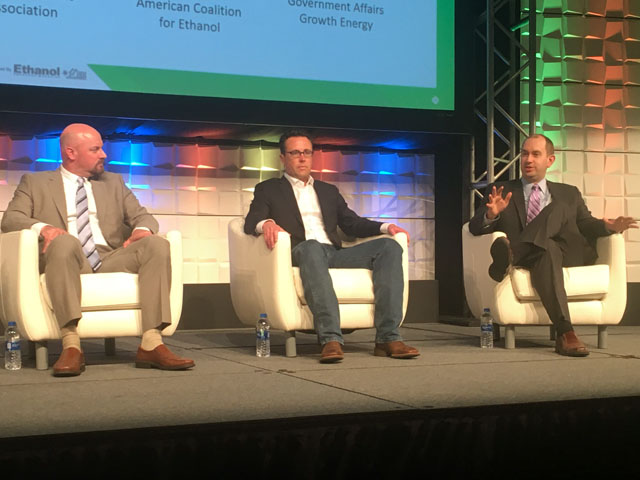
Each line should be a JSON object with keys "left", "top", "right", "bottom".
{"left": 604, "top": 216, "right": 638, "bottom": 233}
{"left": 40, "top": 225, "right": 68, "bottom": 253}
{"left": 486, "top": 186, "right": 512, "bottom": 220}
{"left": 262, "top": 220, "right": 287, "bottom": 250}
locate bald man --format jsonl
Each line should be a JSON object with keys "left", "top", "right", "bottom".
{"left": 1, "top": 123, "right": 194, "bottom": 376}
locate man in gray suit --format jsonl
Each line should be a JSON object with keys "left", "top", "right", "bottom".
{"left": 1, "top": 123, "right": 194, "bottom": 376}
{"left": 469, "top": 134, "right": 636, "bottom": 356}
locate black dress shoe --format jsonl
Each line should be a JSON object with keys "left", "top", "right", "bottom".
{"left": 489, "top": 237, "right": 513, "bottom": 282}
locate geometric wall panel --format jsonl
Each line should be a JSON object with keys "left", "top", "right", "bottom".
{"left": 0, "top": 137, "right": 435, "bottom": 283}
{"left": 522, "top": 1, "right": 640, "bottom": 280}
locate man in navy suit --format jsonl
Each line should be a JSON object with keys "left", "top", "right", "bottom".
{"left": 469, "top": 134, "right": 636, "bottom": 356}
{"left": 244, "top": 129, "right": 419, "bottom": 363}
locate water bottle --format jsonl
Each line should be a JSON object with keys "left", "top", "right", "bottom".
{"left": 256, "top": 313, "right": 270, "bottom": 358}
{"left": 480, "top": 308, "right": 494, "bottom": 349}
{"left": 4, "top": 321, "right": 22, "bottom": 370}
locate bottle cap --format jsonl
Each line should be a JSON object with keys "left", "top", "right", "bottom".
{"left": 8, "top": 321, "right": 16, "bottom": 326}
{"left": 260, "top": 313, "right": 267, "bottom": 318}
{"left": 483, "top": 308, "right": 490, "bottom": 313}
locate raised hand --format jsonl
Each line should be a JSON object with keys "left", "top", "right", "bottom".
{"left": 604, "top": 216, "right": 638, "bottom": 233}
{"left": 486, "top": 186, "right": 512, "bottom": 220}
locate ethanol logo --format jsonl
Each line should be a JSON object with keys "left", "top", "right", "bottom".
{"left": 13, "top": 64, "right": 87, "bottom": 80}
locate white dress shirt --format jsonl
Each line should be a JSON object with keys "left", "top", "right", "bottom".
{"left": 256, "top": 173, "right": 389, "bottom": 242}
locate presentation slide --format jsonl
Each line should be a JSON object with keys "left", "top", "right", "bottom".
{"left": 0, "top": 0, "right": 454, "bottom": 110}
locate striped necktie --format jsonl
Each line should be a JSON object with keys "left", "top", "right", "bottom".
{"left": 526, "top": 183, "right": 542, "bottom": 225}
{"left": 76, "top": 178, "right": 102, "bottom": 271}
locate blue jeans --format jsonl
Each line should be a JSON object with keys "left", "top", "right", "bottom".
{"left": 291, "top": 238, "right": 404, "bottom": 345}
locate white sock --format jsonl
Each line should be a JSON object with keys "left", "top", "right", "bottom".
{"left": 60, "top": 323, "right": 81, "bottom": 352}
{"left": 141, "top": 329, "right": 163, "bottom": 351}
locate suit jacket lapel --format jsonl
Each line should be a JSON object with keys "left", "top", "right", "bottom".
{"left": 279, "top": 177, "right": 303, "bottom": 228}
{"left": 512, "top": 180, "right": 526, "bottom": 230}
{"left": 90, "top": 176, "right": 108, "bottom": 230}
{"left": 49, "top": 169, "right": 67, "bottom": 228}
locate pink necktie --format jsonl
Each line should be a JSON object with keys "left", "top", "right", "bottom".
{"left": 526, "top": 184, "right": 541, "bottom": 225}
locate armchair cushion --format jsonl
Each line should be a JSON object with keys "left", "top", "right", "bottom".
{"left": 510, "top": 264, "right": 610, "bottom": 301}
{"left": 292, "top": 267, "right": 375, "bottom": 305}
{"left": 40, "top": 272, "right": 141, "bottom": 312}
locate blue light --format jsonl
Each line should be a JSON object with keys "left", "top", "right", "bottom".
{"left": 375, "top": 139, "right": 417, "bottom": 150}
{"left": 359, "top": 170, "right": 397, "bottom": 175}
{"left": 109, "top": 161, "right": 150, "bottom": 166}
{"left": 125, "top": 183, "right": 151, "bottom": 189}
{"left": 35, "top": 158, "right": 62, "bottom": 163}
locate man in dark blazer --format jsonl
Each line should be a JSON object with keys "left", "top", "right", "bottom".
{"left": 1, "top": 123, "right": 194, "bottom": 376}
{"left": 244, "top": 129, "right": 419, "bottom": 363}
{"left": 469, "top": 134, "right": 636, "bottom": 356}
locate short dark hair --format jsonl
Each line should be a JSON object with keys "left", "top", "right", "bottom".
{"left": 524, "top": 134, "right": 555, "bottom": 156}
{"left": 279, "top": 129, "right": 313, "bottom": 154}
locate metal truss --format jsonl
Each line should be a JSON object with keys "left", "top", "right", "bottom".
{"left": 470, "top": 0, "right": 538, "bottom": 216}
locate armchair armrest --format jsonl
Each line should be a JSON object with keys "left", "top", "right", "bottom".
{"left": 163, "top": 230, "right": 183, "bottom": 334}
{"left": 0, "top": 229, "right": 58, "bottom": 340}
{"left": 228, "top": 218, "right": 302, "bottom": 331}
{"left": 596, "top": 233, "right": 627, "bottom": 323}
{"left": 462, "top": 223, "right": 506, "bottom": 318}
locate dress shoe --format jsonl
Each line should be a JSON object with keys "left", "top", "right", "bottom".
{"left": 135, "top": 344, "right": 195, "bottom": 370}
{"left": 374, "top": 341, "right": 420, "bottom": 359}
{"left": 52, "top": 347, "right": 85, "bottom": 377}
{"left": 320, "top": 341, "right": 344, "bottom": 363}
{"left": 555, "top": 330, "right": 589, "bottom": 357}
{"left": 489, "top": 236, "right": 513, "bottom": 282}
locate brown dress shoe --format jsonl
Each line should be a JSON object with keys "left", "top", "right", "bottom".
{"left": 135, "top": 344, "right": 195, "bottom": 370}
{"left": 320, "top": 341, "right": 344, "bottom": 363}
{"left": 555, "top": 331, "right": 589, "bottom": 357}
{"left": 489, "top": 237, "right": 513, "bottom": 282}
{"left": 53, "top": 347, "right": 85, "bottom": 377}
{"left": 374, "top": 341, "right": 420, "bottom": 359}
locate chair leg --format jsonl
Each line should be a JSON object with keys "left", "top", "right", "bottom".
{"left": 549, "top": 325, "right": 556, "bottom": 341}
{"left": 35, "top": 341, "right": 49, "bottom": 370}
{"left": 504, "top": 326, "right": 516, "bottom": 349}
{"left": 598, "top": 325, "right": 608, "bottom": 349}
{"left": 285, "top": 331, "right": 297, "bottom": 358}
{"left": 105, "top": 338, "right": 116, "bottom": 356}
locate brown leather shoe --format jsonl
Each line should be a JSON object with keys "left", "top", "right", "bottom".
{"left": 489, "top": 237, "right": 513, "bottom": 282}
{"left": 374, "top": 341, "right": 420, "bottom": 359}
{"left": 555, "top": 331, "right": 589, "bottom": 357}
{"left": 135, "top": 344, "right": 195, "bottom": 370}
{"left": 320, "top": 341, "right": 344, "bottom": 363}
{"left": 52, "top": 347, "right": 85, "bottom": 377}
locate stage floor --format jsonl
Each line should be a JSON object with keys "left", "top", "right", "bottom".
{"left": 2, "top": 323, "right": 640, "bottom": 439}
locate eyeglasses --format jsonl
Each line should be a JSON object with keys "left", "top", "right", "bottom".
{"left": 286, "top": 149, "right": 313, "bottom": 158}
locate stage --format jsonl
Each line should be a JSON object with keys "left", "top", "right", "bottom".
{"left": 2, "top": 323, "right": 640, "bottom": 477}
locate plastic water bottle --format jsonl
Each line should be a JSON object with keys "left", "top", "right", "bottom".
{"left": 4, "top": 321, "right": 21, "bottom": 370}
{"left": 256, "top": 313, "right": 270, "bottom": 357}
{"left": 480, "top": 308, "right": 494, "bottom": 349}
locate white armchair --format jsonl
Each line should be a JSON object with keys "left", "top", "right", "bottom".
{"left": 0, "top": 229, "right": 183, "bottom": 370}
{"left": 462, "top": 223, "right": 627, "bottom": 349}
{"left": 228, "top": 217, "right": 409, "bottom": 357}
